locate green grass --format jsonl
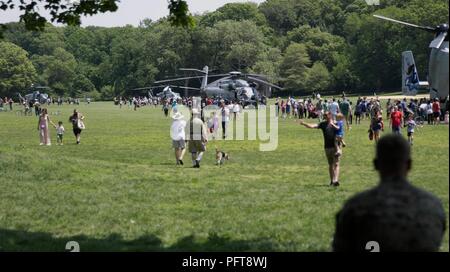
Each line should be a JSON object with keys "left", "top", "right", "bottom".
{"left": 0, "top": 100, "right": 448, "bottom": 252}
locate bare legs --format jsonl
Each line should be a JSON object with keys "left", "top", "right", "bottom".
{"left": 39, "top": 128, "right": 50, "bottom": 145}
{"left": 175, "top": 148, "right": 186, "bottom": 164}
{"left": 328, "top": 161, "right": 340, "bottom": 184}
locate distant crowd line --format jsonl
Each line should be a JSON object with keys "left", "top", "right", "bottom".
{"left": 0, "top": 96, "right": 91, "bottom": 116}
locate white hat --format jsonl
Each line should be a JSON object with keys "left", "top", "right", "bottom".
{"left": 172, "top": 112, "right": 184, "bottom": 120}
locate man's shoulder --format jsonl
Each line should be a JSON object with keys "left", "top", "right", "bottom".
{"left": 341, "top": 182, "right": 445, "bottom": 215}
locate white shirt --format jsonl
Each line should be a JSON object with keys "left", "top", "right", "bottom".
{"left": 221, "top": 107, "right": 230, "bottom": 122}
{"left": 426, "top": 104, "right": 433, "bottom": 114}
{"left": 233, "top": 104, "right": 240, "bottom": 113}
{"left": 56, "top": 126, "right": 65, "bottom": 135}
{"left": 170, "top": 119, "right": 186, "bottom": 141}
{"left": 329, "top": 102, "right": 339, "bottom": 115}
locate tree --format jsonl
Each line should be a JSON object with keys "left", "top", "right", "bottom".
{"left": 0, "top": 41, "right": 37, "bottom": 97}
{"left": 259, "top": 0, "right": 298, "bottom": 34}
{"left": 200, "top": 2, "right": 266, "bottom": 27}
{"left": 250, "top": 47, "right": 282, "bottom": 83}
{"left": 286, "top": 26, "right": 346, "bottom": 70}
{"left": 210, "top": 20, "right": 266, "bottom": 72}
{"left": 280, "top": 43, "right": 311, "bottom": 92}
{"left": 0, "top": 0, "right": 195, "bottom": 37}
{"left": 305, "top": 62, "right": 331, "bottom": 92}
{"left": 331, "top": 53, "right": 359, "bottom": 91}
{"left": 31, "top": 47, "right": 77, "bottom": 95}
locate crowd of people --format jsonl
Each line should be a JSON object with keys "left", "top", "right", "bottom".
{"left": 0, "top": 97, "right": 14, "bottom": 111}
{"left": 168, "top": 97, "right": 244, "bottom": 168}
{"left": 275, "top": 93, "right": 450, "bottom": 187}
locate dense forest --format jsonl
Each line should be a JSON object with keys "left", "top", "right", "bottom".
{"left": 0, "top": 0, "right": 448, "bottom": 99}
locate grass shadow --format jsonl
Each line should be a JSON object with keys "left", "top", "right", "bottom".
{"left": 0, "top": 228, "right": 279, "bottom": 252}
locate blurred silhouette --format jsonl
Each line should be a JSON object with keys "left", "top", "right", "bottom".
{"left": 333, "top": 134, "right": 446, "bottom": 252}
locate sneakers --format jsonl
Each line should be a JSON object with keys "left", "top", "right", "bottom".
{"left": 192, "top": 160, "right": 200, "bottom": 168}
{"left": 330, "top": 181, "right": 340, "bottom": 187}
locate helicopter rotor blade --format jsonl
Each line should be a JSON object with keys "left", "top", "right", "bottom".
{"left": 373, "top": 15, "right": 435, "bottom": 32}
{"left": 179, "top": 68, "right": 207, "bottom": 74}
{"left": 154, "top": 76, "right": 206, "bottom": 84}
{"left": 168, "top": 86, "right": 201, "bottom": 91}
{"left": 246, "top": 73, "right": 269, "bottom": 78}
{"left": 247, "top": 76, "right": 283, "bottom": 90}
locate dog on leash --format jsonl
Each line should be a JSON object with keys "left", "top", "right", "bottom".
{"left": 215, "top": 148, "right": 229, "bottom": 166}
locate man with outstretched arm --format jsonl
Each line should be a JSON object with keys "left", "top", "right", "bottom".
{"left": 298, "top": 111, "right": 341, "bottom": 186}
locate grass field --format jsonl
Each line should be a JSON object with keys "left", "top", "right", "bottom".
{"left": 0, "top": 99, "right": 448, "bottom": 252}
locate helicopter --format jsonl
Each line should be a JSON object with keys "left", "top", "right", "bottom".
{"left": 155, "top": 86, "right": 182, "bottom": 100}
{"left": 17, "top": 85, "right": 50, "bottom": 104}
{"left": 373, "top": 15, "right": 449, "bottom": 100}
{"left": 129, "top": 85, "right": 183, "bottom": 101}
{"left": 150, "top": 66, "right": 283, "bottom": 106}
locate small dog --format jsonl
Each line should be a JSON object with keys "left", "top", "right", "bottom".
{"left": 215, "top": 149, "right": 229, "bottom": 166}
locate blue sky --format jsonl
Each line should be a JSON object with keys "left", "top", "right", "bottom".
{"left": 0, "top": 0, "right": 265, "bottom": 27}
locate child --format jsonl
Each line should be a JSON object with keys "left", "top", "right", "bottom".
{"left": 207, "top": 112, "right": 219, "bottom": 140}
{"left": 369, "top": 110, "right": 384, "bottom": 143}
{"left": 334, "top": 113, "right": 346, "bottom": 156}
{"left": 55, "top": 121, "right": 65, "bottom": 145}
{"left": 406, "top": 115, "right": 417, "bottom": 145}
{"left": 162, "top": 102, "right": 169, "bottom": 117}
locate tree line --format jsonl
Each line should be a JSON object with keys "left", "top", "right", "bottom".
{"left": 0, "top": 0, "right": 448, "bottom": 100}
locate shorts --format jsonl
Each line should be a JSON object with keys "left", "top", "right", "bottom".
{"left": 392, "top": 126, "right": 401, "bottom": 134}
{"left": 372, "top": 124, "right": 382, "bottom": 131}
{"left": 57, "top": 134, "right": 63, "bottom": 141}
{"left": 407, "top": 132, "right": 414, "bottom": 137}
{"left": 325, "top": 147, "right": 341, "bottom": 165}
{"left": 188, "top": 140, "right": 206, "bottom": 153}
{"left": 172, "top": 139, "right": 185, "bottom": 149}
{"left": 73, "top": 127, "right": 82, "bottom": 135}
{"left": 433, "top": 112, "right": 440, "bottom": 118}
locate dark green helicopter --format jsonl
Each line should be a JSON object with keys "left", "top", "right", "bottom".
{"left": 150, "top": 66, "right": 283, "bottom": 106}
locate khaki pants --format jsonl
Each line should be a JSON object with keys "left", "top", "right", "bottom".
{"left": 325, "top": 147, "right": 341, "bottom": 183}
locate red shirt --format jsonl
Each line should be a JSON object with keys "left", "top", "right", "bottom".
{"left": 432, "top": 102, "right": 440, "bottom": 113}
{"left": 391, "top": 111, "right": 403, "bottom": 127}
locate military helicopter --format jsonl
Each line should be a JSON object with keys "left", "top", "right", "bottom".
{"left": 17, "top": 85, "right": 50, "bottom": 104}
{"left": 373, "top": 15, "right": 449, "bottom": 100}
{"left": 130, "top": 85, "right": 183, "bottom": 101}
{"left": 151, "top": 66, "right": 283, "bottom": 106}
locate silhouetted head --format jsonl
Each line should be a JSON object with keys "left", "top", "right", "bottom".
{"left": 374, "top": 134, "right": 411, "bottom": 180}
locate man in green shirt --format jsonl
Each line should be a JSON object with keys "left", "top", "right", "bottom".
{"left": 339, "top": 98, "right": 351, "bottom": 130}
